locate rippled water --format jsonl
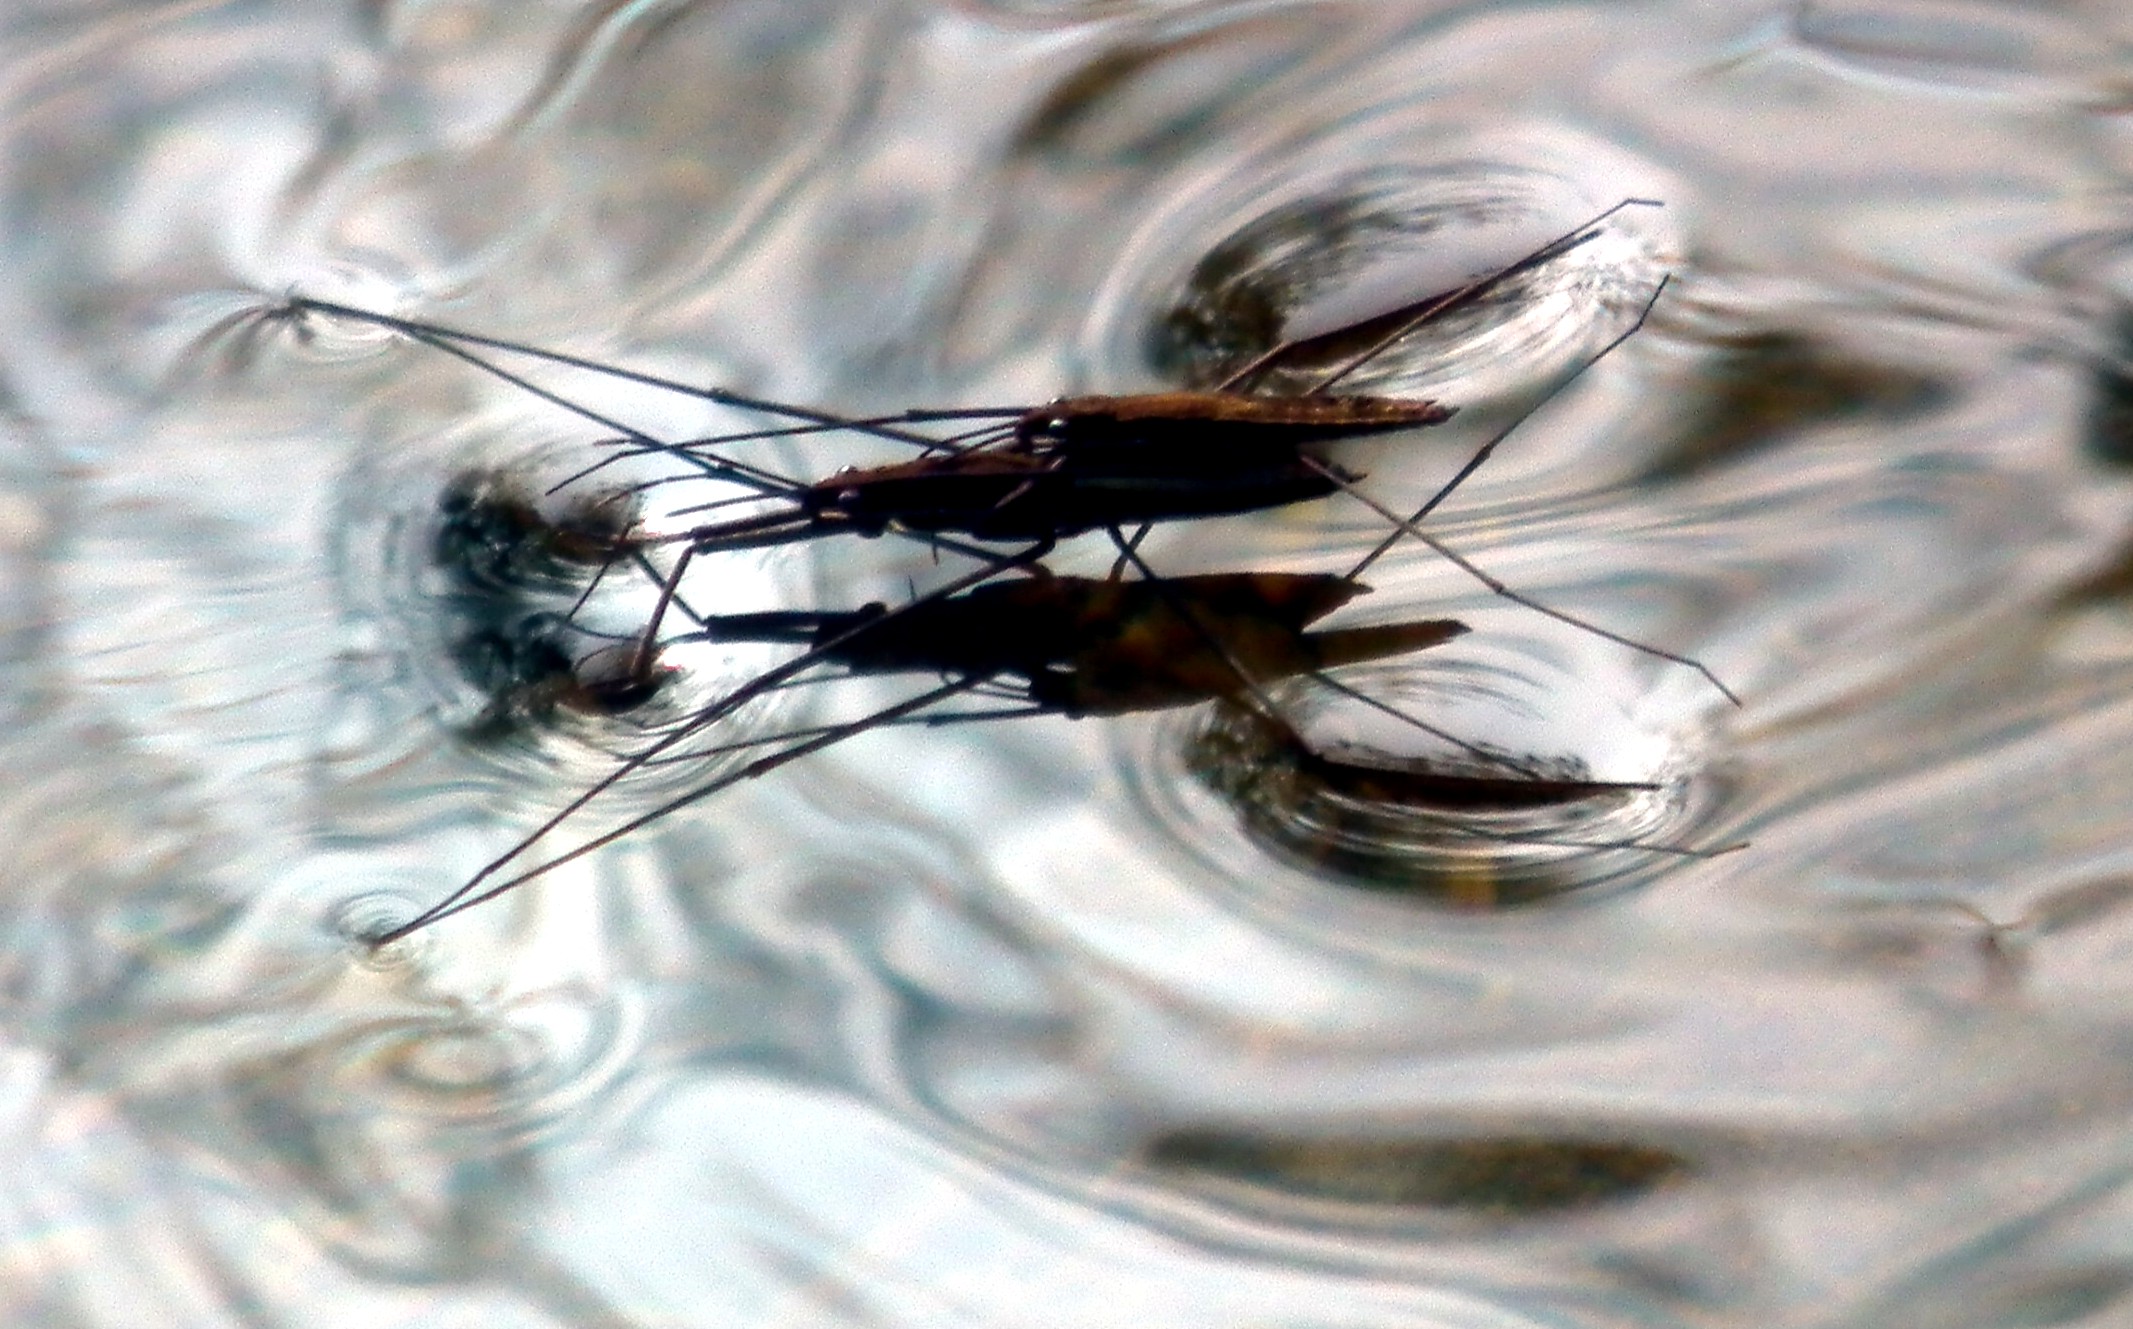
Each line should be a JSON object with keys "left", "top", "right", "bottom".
{"left": 7, "top": 1, "right": 2133, "bottom": 1325}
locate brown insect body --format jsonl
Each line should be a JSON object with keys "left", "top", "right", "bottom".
{"left": 673, "top": 392, "right": 1452, "bottom": 552}
{"left": 795, "top": 447, "right": 1351, "bottom": 542}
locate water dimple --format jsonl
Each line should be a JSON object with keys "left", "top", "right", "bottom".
{"left": 1182, "top": 688, "right": 1715, "bottom": 911}
{"left": 328, "top": 414, "right": 814, "bottom": 831}
{"left": 324, "top": 986, "right": 640, "bottom": 1134}
{"left": 1122, "top": 164, "right": 1672, "bottom": 400}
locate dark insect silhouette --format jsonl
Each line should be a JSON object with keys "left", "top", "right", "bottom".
{"left": 236, "top": 198, "right": 1730, "bottom": 938}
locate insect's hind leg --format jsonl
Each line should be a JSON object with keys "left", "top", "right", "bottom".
{"left": 1216, "top": 197, "right": 1664, "bottom": 394}
{"left": 366, "top": 537, "right": 1060, "bottom": 943}
{"left": 1346, "top": 275, "right": 1672, "bottom": 579}
{"left": 1310, "top": 457, "right": 1739, "bottom": 705}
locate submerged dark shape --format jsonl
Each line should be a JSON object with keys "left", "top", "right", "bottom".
{"left": 1275, "top": 731, "right": 1656, "bottom": 811}
{"left": 1145, "top": 1129, "right": 1692, "bottom": 1213}
{"left": 452, "top": 621, "right": 666, "bottom": 739}
{"left": 1645, "top": 328, "right": 1949, "bottom": 481}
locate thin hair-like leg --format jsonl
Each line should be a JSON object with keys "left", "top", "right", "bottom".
{"left": 286, "top": 296, "right": 947, "bottom": 449}
{"left": 1216, "top": 198, "right": 1663, "bottom": 393}
{"left": 373, "top": 675, "right": 992, "bottom": 940}
{"left": 369, "top": 538, "right": 1056, "bottom": 942}
{"left": 1306, "top": 456, "right": 1738, "bottom": 705}
{"left": 1347, "top": 275, "right": 1671, "bottom": 580}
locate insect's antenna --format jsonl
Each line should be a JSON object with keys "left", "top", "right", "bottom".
{"left": 563, "top": 407, "right": 1018, "bottom": 482}
{"left": 283, "top": 296, "right": 949, "bottom": 449}
{"left": 363, "top": 315, "right": 800, "bottom": 498}
{"left": 1216, "top": 197, "right": 1663, "bottom": 394}
{"left": 378, "top": 676, "right": 992, "bottom": 938}
{"left": 369, "top": 539, "right": 1056, "bottom": 943}
{"left": 548, "top": 432, "right": 812, "bottom": 495}
{"left": 1304, "top": 456, "right": 1739, "bottom": 706}
{"left": 1347, "top": 274, "right": 1670, "bottom": 582}
{"left": 659, "top": 489, "right": 795, "bottom": 520}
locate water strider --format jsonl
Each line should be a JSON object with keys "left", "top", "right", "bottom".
{"left": 242, "top": 199, "right": 1729, "bottom": 939}
{"left": 274, "top": 201, "right": 1724, "bottom": 694}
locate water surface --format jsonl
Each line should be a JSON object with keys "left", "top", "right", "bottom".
{"left": 5, "top": 2, "right": 2133, "bottom": 1326}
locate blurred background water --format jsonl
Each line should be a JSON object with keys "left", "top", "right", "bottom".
{"left": 6, "top": 1, "right": 2133, "bottom": 1325}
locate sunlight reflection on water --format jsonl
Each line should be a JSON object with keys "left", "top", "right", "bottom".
{"left": 6, "top": 1, "right": 2133, "bottom": 1325}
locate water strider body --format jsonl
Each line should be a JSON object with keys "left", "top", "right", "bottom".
{"left": 669, "top": 393, "right": 1454, "bottom": 551}
{"left": 277, "top": 200, "right": 1657, "bottom": 560}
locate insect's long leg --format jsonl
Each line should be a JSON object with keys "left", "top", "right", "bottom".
{"left": 1215, "top": 197, "right": 1662, "bottom": 395}
{"left": 629, "top": 698, "right": 1056, "bottom": 768}
{"left": 621, "top": 546, "right": 710, "bottom": 629}
{"left": 377, "top": 674, "right": 994, "bottom": 939}
{"left": 561, "top": 553, "right": 616, "bottom": 625}
{"left": 556, "top": 409, "right": 1022, "bottom": 487}
{"left": 286, "top": 296, "right": 950, "bottom": 450}
{"left": 1303, "top": 456, "right": 1739, "bottom": 705}
{"left": 372, "top": 538, "right": 1058, "bottom": 942}
{"left": 1305, "top": 198, "right": 1661, "bottom": 394}
{"left": 1105, "top": 531, "right": 1305, "bottom": 727}
{"left": 1108, "top": 523, "right": 1153, "bottom": 581}
{"left": 631, "top": 545, "right": 696, "bottom": 681}
{"left": 1347, "top": 276, "right": 1670, "bottom": 580}
{"left": 1302, "top": 669, "right": 1543, "bottom": 776}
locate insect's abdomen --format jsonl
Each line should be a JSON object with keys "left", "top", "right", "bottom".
{"left": 805, "top": 446, "right": 1347, "bottom": 538}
